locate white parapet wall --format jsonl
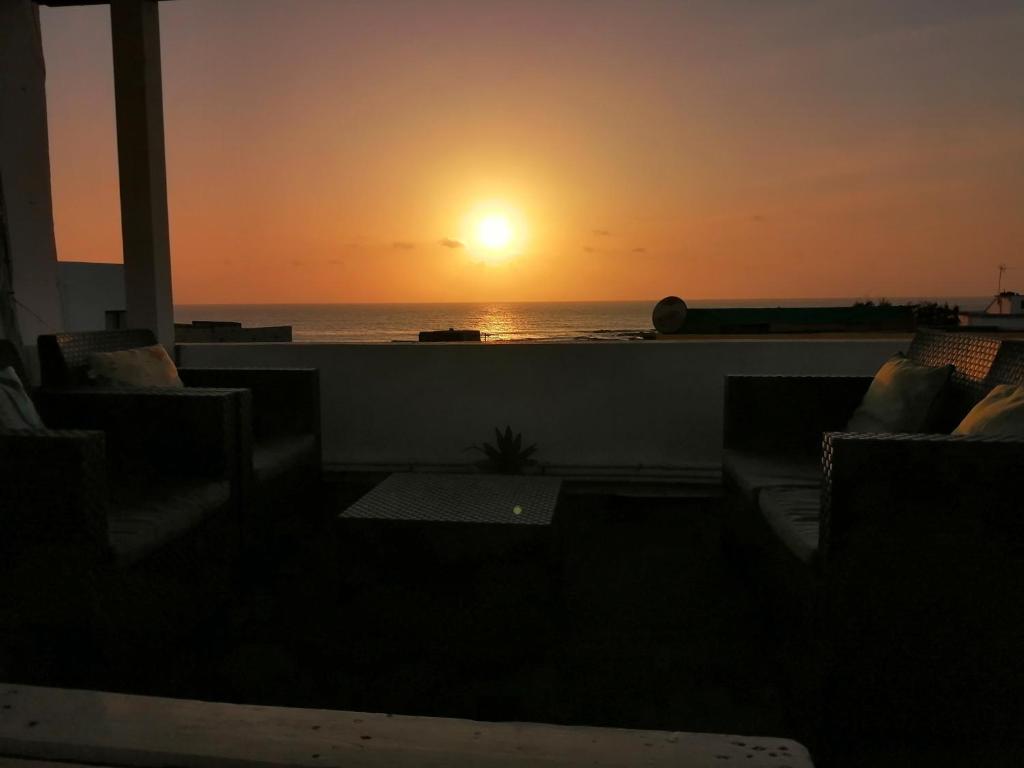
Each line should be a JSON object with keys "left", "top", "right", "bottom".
{"left": 178, "top": 338, "right": 906, "bottom": 482}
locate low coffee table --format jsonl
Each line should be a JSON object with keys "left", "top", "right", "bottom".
{"left": 336, "top": 473, "right": 564, "bottom": 668}
{"left": 339, "top": 473, "right": 562, "bottom": 527}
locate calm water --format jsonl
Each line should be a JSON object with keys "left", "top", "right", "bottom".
{"left": 175, "top": 297, "right": 989, "bottom": 343}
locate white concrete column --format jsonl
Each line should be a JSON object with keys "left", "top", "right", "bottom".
{"left": 110, "top": 0, "right": 174, "bottom": 345}
{"left": 0, "top": 0, "right": 64, "bottom": 363}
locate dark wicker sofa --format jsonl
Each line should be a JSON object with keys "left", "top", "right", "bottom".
{"left": 37, "top": 330, "right": 322, "bottom": 546}
{"left": 722, "top": 329, "right": 1024, "bottom": 746}
{"left": 0, "top": 339, "right": 244, "bottom": 687}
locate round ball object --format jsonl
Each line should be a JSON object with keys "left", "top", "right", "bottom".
{"left": 652, "top": 296, "right": 688, "bottom": 334}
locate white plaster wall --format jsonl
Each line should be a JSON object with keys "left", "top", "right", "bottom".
{"left": 0, "top": 0, "right": 63, "bottom": 354}
{"left": 179, "top": 339, "right": 906, "bottom": 477}
{"left": 58, "top": 261, "right": 126, "bottom": 331}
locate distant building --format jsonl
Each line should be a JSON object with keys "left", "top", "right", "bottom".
{"left": 959, "top": 292, "right": 1024, "bottom": 330}
{"left": 662, "top": 305, "right": 915, "bottom": 335}
{"left": 175, "top": 321, "right": 293, "bottom": 343}
{"left": 57, "top": 261, "right": 127, "bottom": 331}
{"left": 419, "top": 328, "right": 481, "bottom": 342}
{"left": 57, "top": 262, "right": 293, "bottom": 341}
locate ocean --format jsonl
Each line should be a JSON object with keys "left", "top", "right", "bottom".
{"left": 174, "top": 297, "right": 989, "bottom": 343}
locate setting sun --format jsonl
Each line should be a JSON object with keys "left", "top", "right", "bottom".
{"left": 461, "top": 203, "right": 528, "bottom": 265}
{"left": 477, "top": 214, "right": 512, "bottom": 250}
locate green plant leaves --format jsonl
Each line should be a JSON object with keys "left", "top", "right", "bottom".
{"left": 472, "top": 425, "right": 537, "bottom": 474}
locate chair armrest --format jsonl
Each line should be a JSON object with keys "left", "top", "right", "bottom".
{"left": 36, "top": 387, "right": 245, "bottom": 481}
{"left": 0, "top": 428, "right": 109, "bottom": 548}
{"left": 821, "top": 431, "right": 1024, "bottom": 572}
{"left": 818, "top": 431, "right": 1024, "bottom": 728}
{"left": 723, "top": 375, "right": 872, "bottom": 453}
{"left": 178, "top": 368, "right": 320, "bottom": 439}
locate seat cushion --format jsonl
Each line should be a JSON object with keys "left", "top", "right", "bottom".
{"left": 757, "top": 487, "right": 822, "bottom": 564}
{"left": 722, "top": 449, "right": 821, "bottom": 506}
{"left": 253, "top": 433, "right": 318, "bottom": 486}
{"left": 107, "top": 476, "right": 231, "bottom": 566}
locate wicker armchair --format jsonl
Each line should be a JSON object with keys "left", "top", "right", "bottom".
{"left": 0, "top": 339, "right": 244, "bottom": 688}
{"left": 37, "top": 330, "right": 322, "bottom": 548}
{"left": 722, "top": 329, "right": 1024, "bottom": 745}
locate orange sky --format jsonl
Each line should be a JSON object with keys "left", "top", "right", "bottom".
{"left": 40, "top": 1, "right": 1024, "bottom": 304}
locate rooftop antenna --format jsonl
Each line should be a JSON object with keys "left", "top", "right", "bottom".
{"left": 998, "top": 264, "right": 1018, "bottom": 295}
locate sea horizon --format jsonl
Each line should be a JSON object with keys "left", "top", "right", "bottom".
{"left": 175, "top": 296, "right": 989, "bottom": 343}
{"left": 175, "top": 294, "right": 990, "bottom": 305}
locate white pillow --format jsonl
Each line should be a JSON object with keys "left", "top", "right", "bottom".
{"left": 87, "top": 345, "right": 184, "bottom": 388}
{"left": 954, "top": 385, "right": 1024, "bottom": 439}
{"left": 846, "top": 353, "right": 952, "bottom": 433}
{"left": 0, "top": 365, "right": 44, "bottom": 429}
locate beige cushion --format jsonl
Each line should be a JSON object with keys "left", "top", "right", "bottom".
{"left": 88, "top": 345, "right": 184, "bottom": 388}
{"left": 846, "top": 353, "right": 952, "bottom": 433}
{"left": 953, "top": 384, "right": 1024, "bottom": 438}
{"left": 0, "top": 365, "right": 44, "bottom": 429}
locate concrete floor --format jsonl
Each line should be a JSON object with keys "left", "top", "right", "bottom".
{"left": 6, "top": 479, "right": 1019, "bottom": 767}
{"left": 215, "top": 487, "right": 791, "bottom": 737}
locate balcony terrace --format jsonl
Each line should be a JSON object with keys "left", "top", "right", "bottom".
{"left": 11, "top": 331, "right": 1006, "bottom": 768}
{"left": 3, "top": 1, "right": 1023, "bottom": 767}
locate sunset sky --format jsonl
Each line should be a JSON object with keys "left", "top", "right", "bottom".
{"left": 40, "top": 0, "right": 1024, "bottom": 304}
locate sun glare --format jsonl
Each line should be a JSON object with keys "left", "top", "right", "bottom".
{"left": 477, "top": 214, "right": 513, "bottom": 250}
{"left": 459, "top": 202, "right": 527, "bottom": 265}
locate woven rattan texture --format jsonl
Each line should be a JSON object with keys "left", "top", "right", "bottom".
{"left": 39, "top": 330, "right": 157, "bottom": 387}
{"left": 178, "top": 367, "right": 322, "bottom": 439}
{"left": 986, "top": 340, "right": 1024, "bottom": 388}
{"left": 723, "top": 374, "right": 873, "bottom": 453}
{"left": 0, "top": 427, "right": 109, "bottom": 548}
{"left": 907, "top": 328, "right": 1000, "bottom": 399}
{"left": 341, "top": 473, "right": 562, "bottom": 525}
{"left": 820, "top": 430, "right": 1024, "bottom": 555}
{"left": 39, "top": 387, "right": 242, "bottom": 479}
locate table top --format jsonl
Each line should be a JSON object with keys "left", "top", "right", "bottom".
{"left": 0, "top": 683, "right": 815, "bottom": 768}
{"left": 339, "top": 473, "right": 563, "bottom": 526}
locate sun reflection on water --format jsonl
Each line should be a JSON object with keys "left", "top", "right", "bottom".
{"left": 475, "top": 305, "right": 520, "bottom": 341}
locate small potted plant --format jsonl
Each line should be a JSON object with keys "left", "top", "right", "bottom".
{"left": 470, "top": 425, "right": 537, "bottom": 474}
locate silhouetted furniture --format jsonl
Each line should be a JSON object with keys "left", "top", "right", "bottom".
{"left": 722, "top": 329, "right": 1024, "bottom": 748}
{"left": 37, "top": 330, "right": 322, "bottom": 549}
{"left": 0, "top": 339, "right": 243, "bottom": 688}
{"left": 338, "top": 474, "right": 563, "bottom": 665}
{"left": 339, "top": 472, "right": 562, "bottom": 562}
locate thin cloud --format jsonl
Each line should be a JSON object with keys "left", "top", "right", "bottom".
{"left": 632, "top": 247, "right": 647, "bottom": 253}
{"left": 392, "top": 241, "right": 416, "bottom": 250}
{"left": 439, "top": 238, "right": 464, "bottom": 248}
